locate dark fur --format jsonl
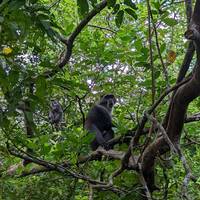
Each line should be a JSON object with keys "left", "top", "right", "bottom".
{"left": 85, "top": 94, "right": 116, "bottom": 150}
{"left": 49, "top": 100, "right": 63, "bottom": 130}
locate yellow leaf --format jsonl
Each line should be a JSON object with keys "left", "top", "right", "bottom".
{"left": 2, "top": 47, "right": 13, "bottom": 55}
{"left": 167, "top": 50, "right": 176, "bottom": 63}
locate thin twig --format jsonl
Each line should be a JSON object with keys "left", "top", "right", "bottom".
{"left": 145, "top": 113, "right": 177, "bottom": 153}
{"left": 148, "top": 2, "right": 169, "bottom": 88}
{"left": 146, "top": 0, "right": 155, "bottom": 106}
{"left": 88, "top": 24, "right": 116, "bottom": 33}
{"left": 176, "top": 145, "right": 196, "bottom": 199}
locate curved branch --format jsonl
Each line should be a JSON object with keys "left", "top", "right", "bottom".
{"left": 163, "top": 0, "right": 194, "bottom": 128}
{"left": 141, "top": 0, "right": 200, "bottom": 195}
{"left": 43, "top": 0, "right": 108, "bottom": 78}
{"left": 7, "top": 146, "right": 127, "bottom": 195}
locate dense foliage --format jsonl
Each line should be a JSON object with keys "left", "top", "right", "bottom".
{"left": 1, "top": 0, "right": 200, "bottom": 199}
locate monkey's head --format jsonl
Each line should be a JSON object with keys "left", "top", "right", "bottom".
{"left": 50, "top": 100, "right": 61, "bottom": 111}
{"left": 99, "top": 94, "right": 116, "bottom": 112}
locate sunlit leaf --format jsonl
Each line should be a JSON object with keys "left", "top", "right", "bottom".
{"left": 162, "top": 17, "right": 178, "bottom": 26}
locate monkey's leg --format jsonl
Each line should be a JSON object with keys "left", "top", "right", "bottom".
{"left": 89, "top": 124, "right": 106, "bottom": 148}
{"left": 91, "top": 139, "right": 99, "bottom": 151}
{"left": 103, "top": 129, "right": 114, "bottom": 150}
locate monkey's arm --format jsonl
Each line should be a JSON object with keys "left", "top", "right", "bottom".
{"left": 54, "top": 112, "right": 63, "bottom": 123}
{"left": 48, "top": 112, "right": 54, "bottom": 123}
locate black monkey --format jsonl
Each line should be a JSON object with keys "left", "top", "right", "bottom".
{"left": 49, "top": 100, "right": 63, "bottom": 130}
{"left": 85, "top": 94, "right": 116, "bottom": 150}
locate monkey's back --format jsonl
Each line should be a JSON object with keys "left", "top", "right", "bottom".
{"left": 85, "top": 104, "right": 112, "bottom": 132}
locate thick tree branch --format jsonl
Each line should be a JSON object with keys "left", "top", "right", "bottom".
{"left": 163, "top": 0, "right": 194, "bottom": 128}
{"left": 141, "top": 0, "right": 200, "bottom": 195}
{"left": 7, "top": 145, "right": 126, "bottom": 194}
{"left": 43, "top": 0, "right": 108, "bottom": 78}
{"left": 112, "top": 76, "right": 191, "bottom": 185}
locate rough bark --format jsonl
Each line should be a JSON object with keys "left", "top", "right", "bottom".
{"left": 141, "top": 0, "right": 200, "bottom": 194}
{"left": 163, "top": 0, "right": 194, "bottom": 129}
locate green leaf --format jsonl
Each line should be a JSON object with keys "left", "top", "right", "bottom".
{"left": 27, "top": 140, "right": 38, "bottom": 149}
{"left": 152, "top": 1, "right": 160, "bottom": 10}
{"left": 30, "top": 0, "right": 38, "bottom": 3}
{"left": 125, "top": 8, "right": 137, "bottom": 20}
{"left": 112, "top": 4, "right": 120, "bottom": 14}
{"left": 154, "top": 70, "right": 161, "bottom": 79}
{"left": 162, "top": 18, "right": 178, "bottom": 26}
{"left": 43, "top": 143, "right": 51, "bottom": 154}
{"left": 107, "top": 0, "right": 116, "bottom": 8}
{"left": 115, "top": 10, "right": 124, "bottom": 28}
{"left": 134, "top": 39, "right": 142, "bottom": 50}
{"left": 40, "top": 20, "right": 57, "bottom": 42}
{"left": 9, "top": 0, "right": 26, "bottom": 10}
{"left": 0, "top": 16, "right": 4, "bottom": 23}
{"left": 89, "top": 0, "right": 97, "bottom": 7}
{"left": 8, "top": 70, "right": 19, "bottom": 86}
{"left": 124, "top": 0, "right": 137, "bottom": 10}
{"left": 1, "top": 117, "right": 10, "bottom": 129}
{"left": 40, "top": 135, "right": 49, "bottom": 144}
{"left": 160, "top": 43, "right": 166, "bottom": 53}
{"left": 9, "top": 22, "right": 19, "bottom": 38}
{"left": 77, "top": 0, "right": 89, "bottom": 17}
{"left": 35, "top": 76, "right": 47, "bottom": 98}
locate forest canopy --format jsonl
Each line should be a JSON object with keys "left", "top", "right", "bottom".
{"left": 1, "top": 0, "right": 200, "bottom": 199}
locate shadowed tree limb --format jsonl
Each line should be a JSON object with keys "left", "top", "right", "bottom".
{"left": 120, "top": 75, "right": 191, "bottom": 171}
{"left": 163, "top": 0, "right": 194, "bottom": 128}
{"left": 7, "top": 145, "right": 126, "bottom": 195}
{"left": 141, "top": 0, "right": 200, "bottom": 197}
